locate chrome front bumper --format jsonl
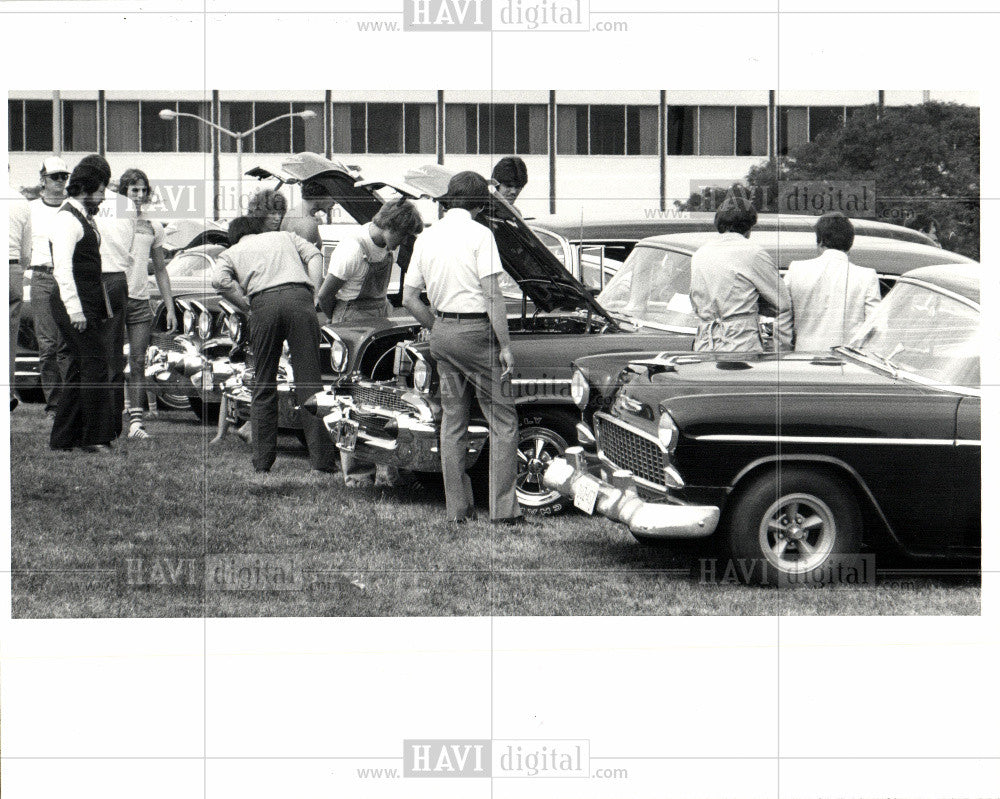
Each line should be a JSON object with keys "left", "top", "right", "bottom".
{"left": 543, "top": 447, "right": 719, "bottom": 539}
{"left": 146, "top": 340, "right": 234, "bottom": 404}
{"left": 312, "top": 392, "right": 487, "bottom": 472}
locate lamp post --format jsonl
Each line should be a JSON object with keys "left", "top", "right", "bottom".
{"left": 159, "top": 107, "right": 316, "bottom": 213}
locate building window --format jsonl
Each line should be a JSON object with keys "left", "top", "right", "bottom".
{"left": 62, "top": 100, "right": 98, "bottom": 151}
{"left": 404, "top": 103, "right": 436, "bottom": 154}
{"left": 8, "top": 100, "right": 25, "bottom": 151}
{"left": 778, "top": 106, "right": 808, "bottom": 155}
{"left": 218, "top": 102, "right": 253, "bottom": 153}
{"left": 177, "top": 101, "right": 212, "bottom": 153}
{"left": 141, "top": 101, "right": 175, "bottom": 153}
{"left": 667, "top": 105, "right": 695, "bottom": 155}
{"left": 808, "top": 105, "right": 845, "bottom": 141}
{"left": 589, "top": 105, "right": 625, "bottom": 155}
{"left": 367, "top": 103, "right": 404, "bottom": 154}
{"left": 626, "top": 105, "right": 658, "bottom": 155}
{"left": 332, "top": 103, "right": 365, "bottom": 154}
{"left": 446, "top": 103, "right": 546, "bottom": 155}
{"left": 8, "top": 99, "right": 55, "bottom": 152}
{"left": 698, "top": 106, "right": 735, "bottom": 156}
{"left": 251, "top": 102, "right": 290, "bottom": 153}
{"left": 107, "top": 101, "right": 140, "bottom": 152}
{"left": 293, "top": 102, "right": 324, "bottom": 153}
{"left": 736, "top": 106, "right": 768, "bottom": 156}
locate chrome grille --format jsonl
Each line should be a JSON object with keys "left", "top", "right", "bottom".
{"left": 151, "top": 335, "right": 185, "bottom": 353}
{"left": 596, "top": 415, "right": 667, "bottom": 489}
{"left": 347, "top": 382, "right": 410, "bottom": 414}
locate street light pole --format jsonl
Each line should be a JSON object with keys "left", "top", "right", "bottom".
{"left": 159, "top": 108, "right": 316, "bottom": 214}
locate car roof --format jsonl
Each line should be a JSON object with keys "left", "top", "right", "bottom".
{"left": 900, "top": 263, "right": 980, "bottom": 305}
{"left": 526, "top": 211, "right": 939, "bottom": 247}
{"left": 636, "top": 230, "right": 972, "bottom": 275}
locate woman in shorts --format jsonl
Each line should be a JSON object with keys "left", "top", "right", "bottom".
{"left": 107, "top": 169, "right": 177, "bottom": 438}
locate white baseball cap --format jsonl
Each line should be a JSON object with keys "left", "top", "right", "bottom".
{"left": 40, "top": 156, "right": 69, "bottom": 175}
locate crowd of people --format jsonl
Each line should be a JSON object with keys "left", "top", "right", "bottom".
{"left": 9, "top": 151, "right": 879, "bottom": 527}
{"left": 8, "top": 154, "right": 176, "bottom": 450}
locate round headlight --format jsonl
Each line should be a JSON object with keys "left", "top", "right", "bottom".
{"left": 412, "top": 358, "right": 431, "bottom": 392}
{"left": 329, "top": 336, "right": 349, "bottom": 374}
{"left": 197, "top": 311, "right": 212, "bottom": 340}
{"left": 182, "top": 309, "right": 195, "bottom": 335}
{"left": 570, "top": 368, "right": 590, "bottom": 410}
{"left": 225, "top": 314, "right": 242, "bottom": 341}
{"left": 657, "top": 411, "right": 679, "bottom": 450}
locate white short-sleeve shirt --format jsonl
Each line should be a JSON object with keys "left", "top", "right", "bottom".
{"left": 403, "top": 208, "right": 503, "bottom": 314}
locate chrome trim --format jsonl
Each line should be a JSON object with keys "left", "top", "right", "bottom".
{"left": 895, "top": 275, "right": 980, "bottom": 311}
{"left": 543, "top": 449, "right": 718, "bottom": 539}
{"left": 956, "top": 440, "right": 981, "bottom": 447}
{"left": 692, "top": 433, "right": 961, "bottom": 446}
{"left": 510, "top": 378, "right": 573, "bottom": 387}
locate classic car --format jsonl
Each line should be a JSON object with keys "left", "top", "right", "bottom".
{"left": 304, "top": 228, "right": 970, "bottom": 515}
{"left": 543, "top": 264, "right": 981, "bottom": 586}
{"left": 525, "top": 210, "right": 941, "bottom": 289}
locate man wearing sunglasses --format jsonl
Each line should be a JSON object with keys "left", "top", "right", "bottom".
{"left": 28, "top": 157, "right": 71, "bottom": 418}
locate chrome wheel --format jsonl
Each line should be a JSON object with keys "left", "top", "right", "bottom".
{"left": 757, "top": 492, "right": 836, "bottom": 575}
{"left": 515, "top": 427, "right": 567, "bottom": 509}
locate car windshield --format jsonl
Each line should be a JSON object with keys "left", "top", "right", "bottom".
{"left": 530, "top": 228, "right": 567, "bottom": 267}
{"left": 596, "top": 245, "right": 697, "bottom": 329}
{"left": 843, "top": 282, "right": 980, "bottom": 388}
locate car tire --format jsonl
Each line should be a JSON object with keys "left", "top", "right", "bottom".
{"left": 723, "top": 466, "right": 862, "bottom": 587}
{"left": 189, "top": 396, "right": 221, "bottom": 424}
{"left": 513, "top": 409, "right": 579, "bottom": 516}
{"left": 156, "top": 392, "right": 190, "bottom": 411}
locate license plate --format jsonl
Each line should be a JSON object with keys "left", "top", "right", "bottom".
{"left": 337, "top": 419, "right": 359, "bottom": 453}
{"left": 573, "top": 475, "right": 600, "bottom": 515}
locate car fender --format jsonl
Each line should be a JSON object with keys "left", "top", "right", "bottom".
{"left": 727, "top": 453, "right": 910, "bottom": 555}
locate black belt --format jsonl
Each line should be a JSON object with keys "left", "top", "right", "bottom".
{"left": 436, "top": 311, "right": 488, "bottom": 320}
{"left": 31, "top": 265, "right": 53, "bottom": 274}
{"left": 251, "top": 282, "right": 312, "bottom": 300}
{"left": 10, "top": 260, "right": 20, "bottom": 265}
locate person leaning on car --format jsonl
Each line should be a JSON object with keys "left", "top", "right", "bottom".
{"left": 402, "top": 171, "right": 522, "bottom": 525}
{"left": 316, "top": 198, "right": 425, "bottom": 488}
{"left": 211, "top": 215, "right": 339, "bottom": 474}
{"left": 690, "top": 197, "right": 792, "bottom": 352}
{"left": 783, "top": 212, "right": 880, "bottom": 352}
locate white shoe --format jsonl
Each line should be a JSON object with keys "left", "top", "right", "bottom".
{"left": 128, "top": 420, "right": 151, "bottom": 440}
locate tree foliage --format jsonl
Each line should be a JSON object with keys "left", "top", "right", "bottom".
{"left": 743, "top": 102, "right": 979, "bottom": 259}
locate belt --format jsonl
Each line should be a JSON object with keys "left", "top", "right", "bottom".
{"left": 10, "top": 259, "right": 20, "bottom": 265}
{"left": 436, "top": 311, "right": 489, "bottom": 320}
{"left": 31, "top": 265, "right": 53, "bottom": 274}
{"left": 250, "top": 282, "right": 312, "bottom": 300}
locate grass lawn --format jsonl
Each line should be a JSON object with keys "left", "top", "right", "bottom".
{"left": 9, "top": 403, "right": 980, "bottom": 618}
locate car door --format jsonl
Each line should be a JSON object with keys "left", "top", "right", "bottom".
{"left": 951, "top": 395, "right": 981, "bottom": 551}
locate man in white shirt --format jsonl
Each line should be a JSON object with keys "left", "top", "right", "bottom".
{"left": 9, "top": 186, "right": 32, "bottom": 410}
{"left": 28, "top": 156, "right": 71, "bottom": 417}
{"left": 403, "top": 172, "right": 521, "bottom": 525}
{"left": 783, "top": 213, "right": 880, "bottom": 351}
{"left": 690, "top": 197, "right": 793, "bottom": 353}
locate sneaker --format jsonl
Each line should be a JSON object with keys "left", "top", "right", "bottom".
{"left": 45, "top": 410, "right": 57, "bottom": 421}
{"left": 128, "top": 421, "right": 151, "bottom": 440}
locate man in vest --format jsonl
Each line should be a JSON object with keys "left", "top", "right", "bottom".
{"left": 48, "top": 157, "right": 117, "bottom": 451}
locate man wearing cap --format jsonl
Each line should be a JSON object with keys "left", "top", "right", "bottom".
{"left": 402, "top": 171, "right": 522, "bottom": 525}
{"left": 9, "top": 179, "right": 32, "bottom": 411}
{"left": 48, "top": 156, "right": 117, "bottom": 451}
{"left": 28, "top": 156, "right": 71, "bottom": 417}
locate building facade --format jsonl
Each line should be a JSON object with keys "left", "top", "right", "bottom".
{"left": 8, "top": 89, "right": 977, "bottom": 219}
